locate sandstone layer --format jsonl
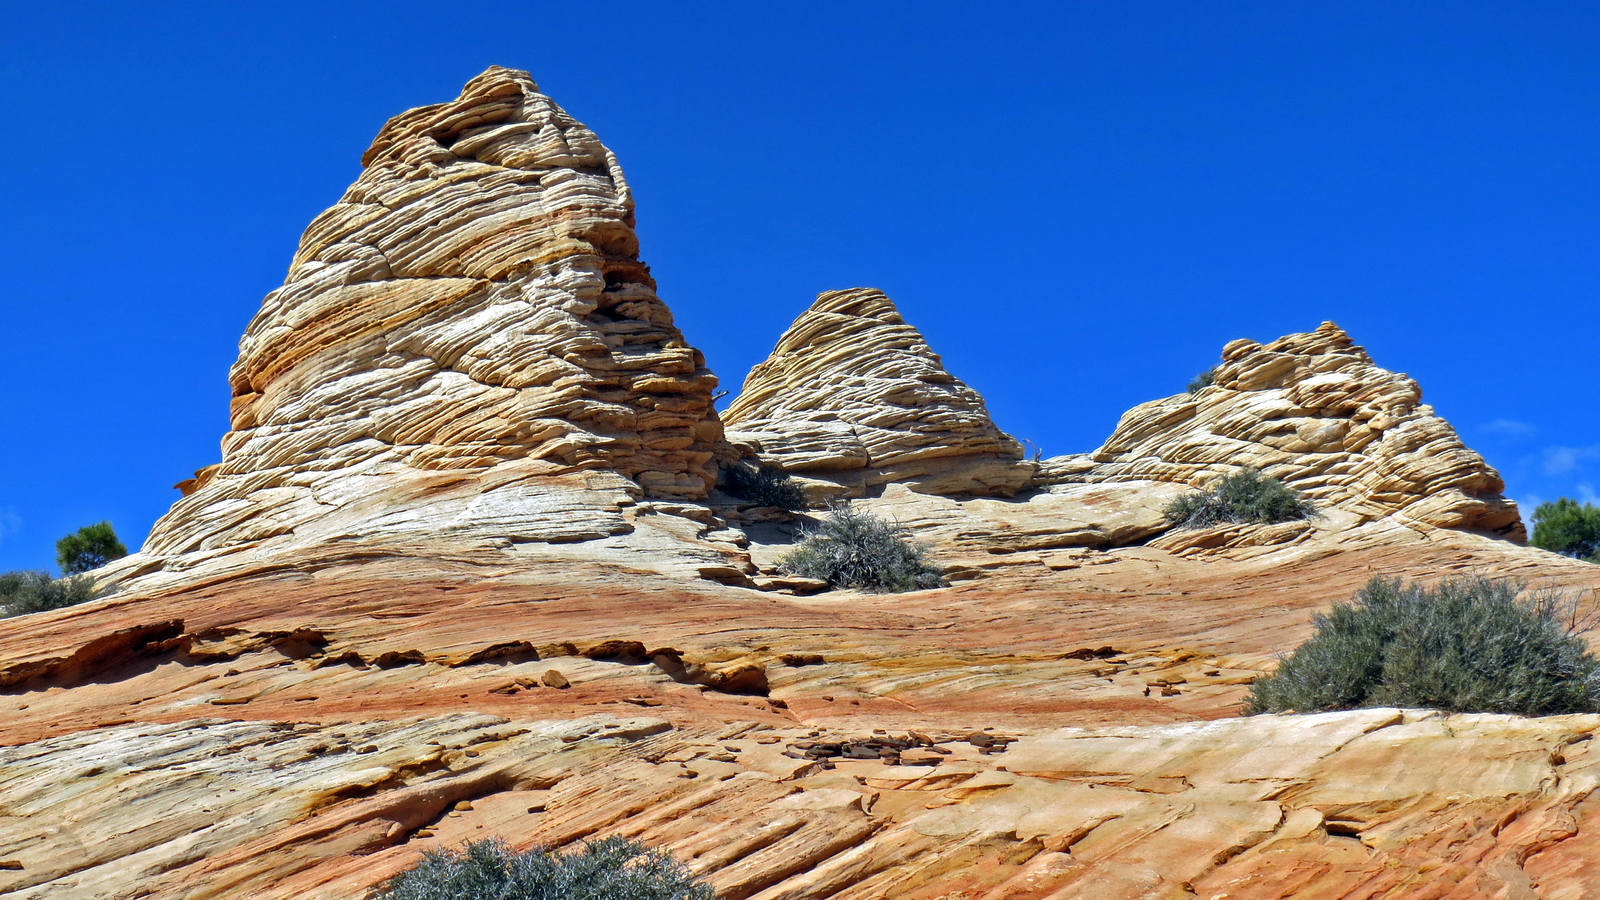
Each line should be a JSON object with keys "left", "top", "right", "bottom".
{"left": 1040, "top": 321, "right": 1524, "bottom": 539}
{"left": 2, "top": 68, "right": 1596, "bottom": 900}
{"left": 723, "top": 289, "right": 1033, "bottom": 498}
{"left": 2, "top": 528, "right": 1597, "bottom": 899}
{"left": 116, "top": 66, "right": 733, "bottom": 595}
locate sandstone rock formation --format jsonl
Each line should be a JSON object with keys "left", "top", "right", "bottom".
{"left": 723, "top": 288, "right": 1033, "bottom": 498}
{"left": 3, "top": 69, "right": 1596, "bottom": 900}
{"left": 1040, "top": 321, "right": 1524, "bottom": 538}
{"left": 120, "top": 66, "right": 729, "bottom": 591}
{"left": 2, "top": 520, "right": 1597, "bottom": 899}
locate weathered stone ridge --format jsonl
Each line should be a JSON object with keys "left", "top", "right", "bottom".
{"left": 723, "top": 288, "right": 1033, "bottom": 497}
{"left": 1043, "top": 321, "right": 1524, "bottom": 538}
{"left": 141, "top": 67, "right": 724, "bottom": 562}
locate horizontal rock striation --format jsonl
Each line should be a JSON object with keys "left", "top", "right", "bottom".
{"left": 131, "top": 67, "right": 727, "bottom": 577}
{"left": 723, "top": 288, "right": 1033, "bottom": 497}
{"left": 2, "top": 530, "right": 1597, "bottom": 898}
{"left": 1044, "top": 321, "right": 1524, "bottom": 538}
{"left": 8, "top": 707, "right": 1600, "bottom": 900}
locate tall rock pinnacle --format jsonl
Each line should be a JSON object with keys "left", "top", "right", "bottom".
{"left": 140, "top": 67, "right": 724, "bottom": 563}
{"left": 723, "top": 288, "right": 1033, "bottom": 497}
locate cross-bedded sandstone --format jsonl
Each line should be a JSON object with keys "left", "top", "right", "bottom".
{"left": 724, "top": 288, "right": 1034, "bottom": 499}
{"left": 2, "top": 68, "right": 1596, "bottom": 900}
{"left": 132, "top": 67, "right": 727, "bottom": 589}
{"left": 1041, "top": 321, "right": 1524, "bottom": 538}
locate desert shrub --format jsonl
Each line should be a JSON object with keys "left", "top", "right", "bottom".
{"left": 1165, "top": 468, "right": 1317, "bottom": 529}
{"left": 718, "top": 461, "right": 805, "bottom": 511}
{"left": 1186, "top": 366, "right": 1218, "bottom": 393}
{"left": 778, "top": 504, "right": 942, "bottom": 593}
{"left": 56, "top": 521, "right": 127, "bottom": 575}
{"left": 0, "top": 570, "right": 98, "bottom": 617}
{"left": 1531, "top": 498, "right": 1600, "bottom": 562}
{"left": 372, "top": 836, "right": 713, "bottom": 900}
{"left": 1247, "top": 576, "right": 1600, "bottom": 716}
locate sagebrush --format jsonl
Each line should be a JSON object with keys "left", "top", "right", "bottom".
{"left": 0, "top": 570, "right": 98, "bottom": 618}
{"left": 1248, "top": 576, "right": 1600, "bottom": 716}
{"left": 372, "top": 836, "right": 714, "bottom": 900}
{"left": 1165, "top": 468, "right": 1317, "bottom": 528}
{"left": 1186, "top": 366, "right": 1218, "bottom": 393}
{"left": 778, "top": 504, "right": 942, "bottom": 593}
{"left": 718, "top": 461, "right": 805, "bottom": 511}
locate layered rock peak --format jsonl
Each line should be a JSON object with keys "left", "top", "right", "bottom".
{"left": 1048, "top": 321, "right": 1524, "bottom": 538}
{"left": 723, "top": 288, "right": 1032, "bottom": 497}
{"left": 138, "top": 67, "right": 724, "bottom": 564}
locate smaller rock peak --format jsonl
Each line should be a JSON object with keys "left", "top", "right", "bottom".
{"left": 808, "top": 288, "right": 906, "bottom": 325}
{"left": 1268, "top": 320, "right": 1364, "bottom": 359}
{"left": 1062, "top": 322, "right": 1522, "bottom": 539}
{"left": 462, "top": 65, "right": 540, "bottom": 94}
{"left": 724, "top": 289, "right": 1031, "bottom": 498}
{"left": 1222, "top": 321, "right": 1370, "bottom": 365}
{"left": 362, "top": 66, "right": 550, "bottom": 167}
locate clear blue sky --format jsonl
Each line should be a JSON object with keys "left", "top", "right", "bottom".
{"left": 1, "top": 1, "right": 1596, "bottom": 571}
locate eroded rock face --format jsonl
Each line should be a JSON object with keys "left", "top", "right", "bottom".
{"left": 723, "top": 288, "right": 1033, "bottom": 497}
{"left": 2, "top": 527, "right": 1597, "bottom": 899}
{"left": 132, "top": 67, "right": 725, "bottom": 577}
{"left": 9, "top": 68, "right": 1590, "bottom": 900}
{"left": 1044, "top": 321, "right": 1524, "bottom": 538}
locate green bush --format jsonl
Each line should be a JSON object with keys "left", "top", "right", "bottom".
{"left": 1165, "top": 468, "right": 1317, "bottom": 529}
{"left": 778, "top": 504, "right": 942, "bottom": 593}
{"left": 718, "top": 461, "right": 805, "bottom": 511}
{"left": 1531, "top": 498, "right": 1600, "bottom": 562}
{"left": 0, "top": 570, "right": 98, "bottom": 618}
{"left": 372, "top": 837, "right": 713, "bottom": 900}
{"left": 56, "top": 521, "right": 127, "bottom": 575}
{"left": 1186, "top": 366, "right": 1218, "bottom": 393}
{"left": 1247, "top": 576, "right": 1600, "bottom": 716}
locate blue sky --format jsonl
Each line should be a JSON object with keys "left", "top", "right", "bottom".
{"left": 0, "top": 1, "right": 1595, "bottom": 571}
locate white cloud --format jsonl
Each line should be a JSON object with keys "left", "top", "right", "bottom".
{"left": 1483, "top": 418, "right": 1536, "bottom": 438}
{"left": 1543, "top": 445, "right": 1600, "bottom": 476}
{"left": 1581, "top": 484, "right": 1599, "bottom": 506}
{"left": 1514, "top": 494, "right": 1543, "bottom": 534}
{"left": 0, "top": 507, "right": 19, "bottom": 547}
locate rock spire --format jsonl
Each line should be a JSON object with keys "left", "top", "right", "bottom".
{"left": 140, "top": 67, "right": 725, "bottom": 562}
{"left": 723, "top": 288, "right": 1032, "bottom": 497}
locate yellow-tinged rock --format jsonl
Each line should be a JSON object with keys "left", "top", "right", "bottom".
{"left": 1044, "top": 321, "right": 1524, "bottom": 539}
{"left": 724, "top": 288, "right": 1034, "bottom": 498}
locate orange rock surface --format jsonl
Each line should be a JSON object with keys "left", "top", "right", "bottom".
{"left": 2, "top": 68, "right": 1598, "bottom": 900}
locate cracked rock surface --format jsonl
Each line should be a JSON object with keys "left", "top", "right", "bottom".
{"left": 4, "top": 525, "right": 1597, "bottom": 898}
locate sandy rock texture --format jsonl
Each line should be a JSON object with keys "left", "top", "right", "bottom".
{"left": 1041, "top": 321, "right": 1524, "bottom": 539}
{"left": 1, "top": 531, "right": 1597, "bottom": 899}
{"left": 723, "top": 288, "right": 1033, "bottom": 499}
{"left": 3, "top": 68, "right": 1598, "bottom": 900}
{"left": 118, "top": 66, "right": 731, "bottom": 595}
